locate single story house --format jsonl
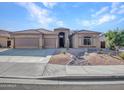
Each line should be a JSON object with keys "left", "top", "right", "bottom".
{"left": 0, "top": 30, "right": 11, "bottom": 48}
{"left": 0, "top": 27, "right": 105, "bottom": 48}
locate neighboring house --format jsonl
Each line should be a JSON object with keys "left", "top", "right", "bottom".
{"left": 0, "top": 27, "right": 102, "bottom": 48}
{"left": 0, "top": 30, "right": 11, "bottom": 48}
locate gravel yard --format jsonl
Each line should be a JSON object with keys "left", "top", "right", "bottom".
{"left": 48, "top": 49, "right": 124, "bottom": 65}
{"left": 85, "top": 53, "right": 124, "bottom": 65}
{"left": 48, "top": 53, "right": 72, "bottom": 65}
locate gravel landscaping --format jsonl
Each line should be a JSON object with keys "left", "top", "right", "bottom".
{"left": 84, "top": 53, "right": 124, "bottom": 65}
{"left": 48, "top": 49, "right": 124, "bottom": 65}
{"left": 48, "top": 52, "right": 72, "bottom": 65}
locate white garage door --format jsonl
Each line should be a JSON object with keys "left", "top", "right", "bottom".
{"left": 15, "top": 38, "right": 39, "bottom": 48}
{"left": 44, "top": 38, "right": 56, "bottom": 48}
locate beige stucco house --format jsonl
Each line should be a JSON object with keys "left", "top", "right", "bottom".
{"left": 0, "top": 30, "right": 11, "bottom": 48}
{"left": 0, "top": 27, "right": 104, "bottom": 49}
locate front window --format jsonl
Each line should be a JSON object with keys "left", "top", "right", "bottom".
{"left": 83, "top": 36, "right": 91, "bottom": 45}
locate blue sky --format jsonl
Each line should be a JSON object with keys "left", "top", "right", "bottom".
{"left": 0, "top": 2, "right": 124, "bottom": 32}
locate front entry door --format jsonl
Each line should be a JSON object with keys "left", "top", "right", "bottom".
{"left": 59, "top": 32, "right": 65, "bottom": 48}
{"left": 101, "top": 41, "right": 105, "bottom": 48}
{"left": 7, "top": 41, "right": 11, "bottom": 48}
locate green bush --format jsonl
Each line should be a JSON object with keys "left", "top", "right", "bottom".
{"left": 119, "top": 52, "right": 124, "bottom": 60}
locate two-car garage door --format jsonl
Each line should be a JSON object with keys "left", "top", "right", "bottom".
{"left": 44, "top": 38, "right": 56, "bottom": 48}
{"left": 14, "top": 38, "right": 39, "bottom": 48}
{"left": 14, "top": 38, "right": 57, "bottom": 48}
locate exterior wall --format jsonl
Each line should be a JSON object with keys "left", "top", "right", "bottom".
{"left": 72, "top": 34, "right": 78, "bottom": 48}
{"left": 72, "top": 33, "right": 101, "bottom": 48}
{"left": 0, "top": 36, "right": 8, "bottom": 47}
{"left": 10, "top": 39, "right": 14, "bottom": 48}
{"left": 95, "top": 35, "right": 101, "bottom": 48}
{"left": 39, "top": 34, "right": 43, "bottom": 48}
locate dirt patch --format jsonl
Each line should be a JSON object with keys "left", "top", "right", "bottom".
{"left": 85, "top": 53, "right": 124, "bottom": 65}
{"left": 48, "top": 53, "right": 72, "bottom": 65}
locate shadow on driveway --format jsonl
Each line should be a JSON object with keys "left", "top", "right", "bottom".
{"left": 0, "top": 49, "right": 56, "bottom": 57}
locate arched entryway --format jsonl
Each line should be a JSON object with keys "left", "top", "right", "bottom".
{"left": 58, "top": 32, "right": 65, "bottom": 48}
{"left": 7, "top": 40, "right": 11, "bottom": 48}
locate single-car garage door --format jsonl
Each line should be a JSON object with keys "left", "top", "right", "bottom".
{"left": 44, "top": 38, "right": 56, "bottom": 48}
{"left": 15, "top": 38, "right": 39, "bottom": 48}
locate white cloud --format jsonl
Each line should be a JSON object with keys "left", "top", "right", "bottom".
{"left": 17, "top": 2, "right": 52, "bottom": 27}
{"left": 117, "top": 4, "right": 124, "bottom": 14}
{"left": 92, "top": 6, "right": 109, "bottom": 17}
{"left": 92, "top": 3, "right": 124, "bottom": 17}
{"left": 110, "top": 2, "right": 120, "bottom": 13}
{"left": 80, "top": 14, "right": 116, "bottom": 29}
{"left": 111, "top": 2, "right": 124, "bottom": 14}
{"left": 98, "top": 14, "right": 116, "bottom": 25}
{"left": 17, "top": 2, "right": 64, "bottom": 28}
{"left": 83, "top": 2, "right": 122, "bottom": 28}
{"left": 42, "top": 2, "right": 57, "bottom": 9}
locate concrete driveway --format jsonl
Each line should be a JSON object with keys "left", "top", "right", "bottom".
{"left": 0, "top": 48, "right": 56, "bottom": 78}
{"left": 0, "top": 49, "right": 56, "bottom": 63}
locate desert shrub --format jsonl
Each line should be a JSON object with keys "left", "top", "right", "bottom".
{"left": 119, "top": 52, "right": 124, "bottom": 60}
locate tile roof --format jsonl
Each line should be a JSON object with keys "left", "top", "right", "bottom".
{"left": 0, "top": 30, "right": 11, "bottom": 37}
{"left": 12, "top": 28, "right": 52, "bottom": 34}
{"left": 54, "top": 27, "right": 70, "bottom": 30}
{"left": 76, "top": 30, "right": 101, "bottom": 34}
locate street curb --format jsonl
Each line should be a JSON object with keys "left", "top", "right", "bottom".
{"left": 1, "top": 75, "right": 124, "bottom": 80}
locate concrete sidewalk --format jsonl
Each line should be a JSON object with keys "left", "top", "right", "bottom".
{"left": 0, "top": 61, "right": 124, "bottom": 79}
{"left": 0, "top": 64, "right": 124, "bottom": 89}
{"left": 42, "top": 64, "right": 124, "bottom": 79}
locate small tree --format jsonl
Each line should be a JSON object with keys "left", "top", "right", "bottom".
{"left": 105, "top": 28, "right": 124, "bottom": 50}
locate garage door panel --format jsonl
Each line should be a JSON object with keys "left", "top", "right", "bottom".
{"left": 15, "top": 38, "right": 39, "bottom": 48}
{"left": 44, "top": 38, "right": 56, "bottom": 48}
